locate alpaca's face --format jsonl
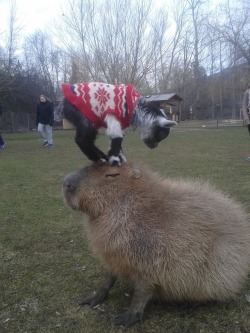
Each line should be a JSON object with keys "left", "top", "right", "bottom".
{"left": 134, "top": 101, "right": 177, "bottom": 149}
{"left": 141, "top": 112, "right": 176, "bottom": 148}
{"left": 142, "top": 123, "right": 171, "bottom": 148}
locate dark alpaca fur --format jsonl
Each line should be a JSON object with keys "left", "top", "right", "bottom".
{"left": 55, "top": 86, "right": 176, "bottom": 166}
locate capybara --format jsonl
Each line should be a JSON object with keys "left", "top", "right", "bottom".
{"left": 62, "top": 162, "right": 250, "bottom": 328}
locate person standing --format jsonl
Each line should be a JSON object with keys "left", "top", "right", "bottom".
{"left": 36, "top": 95, "right": 54, "bottom": 147}
{"left": 242, "top": 83, "right": 250, "bottom": 161}
{"left": 242, "top": 84, "right": 250, "bottom": 161}
{"left": 242, "top": 83, "right": 250, "bottom": 134}
{"left": 0, "top": 134, "right": 5, "bottom": 149}
{"left": 0, "top": 104, "right": 5, "bottom": 149}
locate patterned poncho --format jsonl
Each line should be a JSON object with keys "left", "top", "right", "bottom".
{"left": 62, "top": 82, "right": 141, "bottom": 129}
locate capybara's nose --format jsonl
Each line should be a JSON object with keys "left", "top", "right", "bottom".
{"left": 63, "top": 172, "right": 81, "bottom": 193}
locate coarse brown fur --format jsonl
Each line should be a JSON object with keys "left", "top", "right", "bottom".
{"left": 62, "top": 161, "right": 250, "bottom": 328}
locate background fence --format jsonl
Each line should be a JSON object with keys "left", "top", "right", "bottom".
{"left": 0, "top": 111, "right": 62, "bottom": 132}
{"left": 0, "top": 110, "right": 246, "bottom": 133}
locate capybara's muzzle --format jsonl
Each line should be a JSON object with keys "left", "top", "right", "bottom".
{"left": 63, "top": 171, "right": 81, "bottom": 193}
{"left": 63, "top": 171, "right": 83, "bottom": 210}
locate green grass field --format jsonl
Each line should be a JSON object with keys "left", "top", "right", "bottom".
{"left": 0, "top": 123, "right": 250, "bottom": 333}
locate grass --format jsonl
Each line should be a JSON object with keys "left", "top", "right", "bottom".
{"left": 0, "top": 122, "right": 250, "bottom": 333}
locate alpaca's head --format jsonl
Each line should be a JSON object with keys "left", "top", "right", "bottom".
{"left": 132, "top": 98, "right": 177, "bottom": 148}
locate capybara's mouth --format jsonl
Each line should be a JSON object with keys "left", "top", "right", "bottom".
{"left": 62, "top": 191, "right": 79, "bottom": 211}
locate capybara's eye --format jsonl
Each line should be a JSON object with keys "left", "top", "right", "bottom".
{"left": 105, "top": 173, "right": 120, "bottom": 178}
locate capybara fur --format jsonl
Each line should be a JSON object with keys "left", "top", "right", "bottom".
{"left": 62, "top": 161, "right": 250, "bottom": 328}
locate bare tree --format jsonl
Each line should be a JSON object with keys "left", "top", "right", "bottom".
{"left": 4, "top": 0, "right": 22, "bottom": 71}
{"left": 186, "top": 0, "right": 208, "bottom": 118}
{"left": 156, "top": 0, "right": 191, "bottom": 92}
{"left": 208, "top": 0, "right": 250, "bottom": 119}
{"left": 23, "top": 31, "right": 64, "bottom": 101}
{"left": 0, "top": 0, "right": 19, "bottom": 91}
{"left": 54, "top": 0, "right": 171, "bottom": 91}
{"left": 217, "top": 0, "right": 250, "bottom": 73}
{"left": 0, "top": 0, "right": 23, "bottom": 105}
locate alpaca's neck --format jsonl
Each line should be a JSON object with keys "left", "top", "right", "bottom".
{"left": 130, "top": 104, "right": 155, "bottom": 130}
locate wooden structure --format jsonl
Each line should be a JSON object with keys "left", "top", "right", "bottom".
{"left": 144, "top": 93, "right": 183, "bottom": 122}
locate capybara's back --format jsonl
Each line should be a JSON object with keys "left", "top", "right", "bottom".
{"left": 63, "top": 162, "right": 250, "bottom": 327}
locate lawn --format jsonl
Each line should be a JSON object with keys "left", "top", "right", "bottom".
{"left": 0, "top": 123, "right": 250, "bottom": 333}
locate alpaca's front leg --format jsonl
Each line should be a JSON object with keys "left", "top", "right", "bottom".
{"left": 75, "top": 127, "right": 108, "bottom": 162}
{"left": 105, "top": 114, "right": 126, "bottom": 166}
{"left": 108, "top": 137, "right": 124, "bottom": 166}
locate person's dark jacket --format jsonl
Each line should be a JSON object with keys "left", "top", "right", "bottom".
{"left": 36, "top": 101, "right": 54, "bottom": 126}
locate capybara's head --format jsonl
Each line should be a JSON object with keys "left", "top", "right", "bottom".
{"left": 62, "top": 162, "right": 143, "bottom": 216}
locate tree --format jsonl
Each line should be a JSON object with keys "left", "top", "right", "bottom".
{"left": 0, "top": 0, "right": 40, "bottom": 113}
{"left": 215, "top": 0, "right": 250, "bottom": 73}
{"left": 208, "top": 0, "right": 250, "bottom": 118}
{"left": 54, "top": 0, "right": 171, "bottom": 91}
{"left": 23, "top": 31, "right": 63, "bottom": 101}
{"left": 186, "top": 0, "right": 208, "bottom": 118}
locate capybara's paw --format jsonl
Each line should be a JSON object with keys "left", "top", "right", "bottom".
{"left": 79, "top": 293, "right": 105, "bottom": 308}
{"left": 112, "top": 311, "right": 143, "bottom": 328}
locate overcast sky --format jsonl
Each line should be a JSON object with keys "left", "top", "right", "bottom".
{"left": 0, "top": 0, "right": 64, "bottom": 37}
{"left": 0, "top": 0, "right": 220, "bottom": 44}
{"left": 0, "top": 0, "right": 169, "bottom": 39}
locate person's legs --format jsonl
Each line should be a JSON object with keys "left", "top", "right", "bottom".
{"left": 245, "top": 124, "right": 250, "bottom": 160}
{"left": 44, "top": 125, "right": 53, "bottom": 146}
{"left": 0, "top": 134, "right": 5, "bottom": 148}
{"left": 38, "top": 123, "right": 48, "bottom": 145}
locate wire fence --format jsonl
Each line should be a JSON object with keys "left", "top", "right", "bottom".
{"left": 0, "top": 110, "right": 246, "bottom": 133}
{"left": 0, "top": 111, "right": 62, "bottom": 132}
{"left": 176, "top": 118, "right": 245, "bottom": 129}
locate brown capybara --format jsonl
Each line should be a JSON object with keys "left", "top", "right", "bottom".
{"left": 62, "top": 161, "right": 250, "bottom": 328}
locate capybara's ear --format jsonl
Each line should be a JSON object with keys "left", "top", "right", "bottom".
{"left": 131, "top": 168, "right": 141, "bottom": 179}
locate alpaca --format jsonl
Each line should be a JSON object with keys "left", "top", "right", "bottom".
{"left": 55, "top": 82, "right": 176, "bottom": 165}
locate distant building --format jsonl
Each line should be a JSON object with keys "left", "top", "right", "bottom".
{"left": 144, "top": 93, "right": 183, "bottom": 122}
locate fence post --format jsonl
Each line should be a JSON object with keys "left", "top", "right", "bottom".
{"left": 11, "top": 112, "right": 14, "bottom": 132}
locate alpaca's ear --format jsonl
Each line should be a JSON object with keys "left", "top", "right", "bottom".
{"left": 137, "top": 97, "right": 146, "bottom": 106}
{"left": 158, "top": 118, "right": 177, "bottom": 128}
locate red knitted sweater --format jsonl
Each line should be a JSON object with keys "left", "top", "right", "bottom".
{"left": 62, "top": 82, "right": 141, "bottom": 129}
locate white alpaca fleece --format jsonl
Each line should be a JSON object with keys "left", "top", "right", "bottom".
{"left": 105, "top": 114, "right": 123, "bottom": 139}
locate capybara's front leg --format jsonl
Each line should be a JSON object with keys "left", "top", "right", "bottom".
{"left": 112, "top": 284, "right": 153, "bottom": 328}
{"left": 79, "top": 273, "right": 117, "bottom": 307}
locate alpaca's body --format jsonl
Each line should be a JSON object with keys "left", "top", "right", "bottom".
{"left": 55, "top": 82, "right": 176, "bottom": 165}
{"left": 62, "top": 162, "right": 250, "bottom": 327}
